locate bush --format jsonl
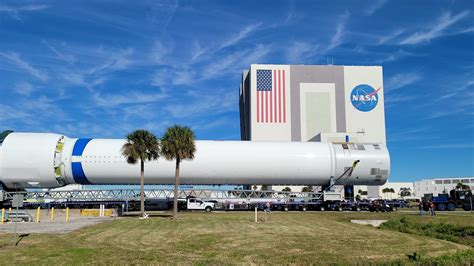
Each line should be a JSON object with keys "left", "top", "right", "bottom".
{"left": 380, "top": 217, "right": 474, "bottom": 247}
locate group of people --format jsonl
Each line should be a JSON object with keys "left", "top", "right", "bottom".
{"left": 418, "top": 200, "right": 436, "bottom": 216}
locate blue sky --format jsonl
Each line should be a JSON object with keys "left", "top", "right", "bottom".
{"left": 0, "top": 0, "right": 473, "bottom": 182}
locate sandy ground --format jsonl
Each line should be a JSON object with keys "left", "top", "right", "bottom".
{"left": 0, "top": 209, "right": 116, "bottom": 234}
{"left": 350, "top": 219, "right": 388, "bottom": 227}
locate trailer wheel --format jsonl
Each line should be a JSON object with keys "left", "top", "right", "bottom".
{"left": 302, "top": 207, "right": 307, "bottom": 212}
{"left": 355, "top": 207, "right": 361, "bottom": 212}
{"left": 455, "top": 200, "right": 463, "bottom": 208}
{"left": 284, "top": 207, "right": 289, "bottom": 212}
{"left": 447, "top": 202, "right": 456, "bottom": 211}
{"left": 337, "top": 206, "right": 343, "bottom": 212}
{"left": 205, "top": 206, "right": 212, "bottom": 212}
{"left": 437, "top": 203, "right": 446, "bottom": 211}
{"left": 319, "top": 206, "right": 325, "bottom": 212}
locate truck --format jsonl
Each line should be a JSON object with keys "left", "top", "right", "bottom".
{"left": 424, "top": 189, "right": 473, "bottom": 211}
{"left": 181, "top": 197, "right": 215, "bottom": 212}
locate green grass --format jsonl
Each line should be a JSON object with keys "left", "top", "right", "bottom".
{"left": 0, "top": 211, "right": 472, "bottom": 265}
{"left": 380, "top": 216, "right": 474, "bottom": 247}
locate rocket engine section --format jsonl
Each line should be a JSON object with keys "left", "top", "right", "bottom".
{"left": 0, "top": 132, "right": 390, "bottom": 190}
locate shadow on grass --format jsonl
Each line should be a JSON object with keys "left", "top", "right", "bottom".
{"left": 123, "top": 211, "right": 173, "bottom": 218}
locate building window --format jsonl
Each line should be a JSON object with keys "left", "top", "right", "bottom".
{"left": 356, "top": 144, "right": 365, "bottom": 150}
{"left": 435, "top": 180, "right": 443, "bottom": 184}
{"left": 461, "top": 179, "right": 469, "bottom": 183}
{"left": 342, "top": 144, "right": 348, "bottom": 150}
{"left": 373, "top": 144, "right": 380, "bottom": 150}
{"left": 443, "top": 180, "right": 451, "bottom": 184}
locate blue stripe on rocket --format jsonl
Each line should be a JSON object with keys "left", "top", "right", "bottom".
{"left": 71, "top": 138, "right": 92, "bottom": 184}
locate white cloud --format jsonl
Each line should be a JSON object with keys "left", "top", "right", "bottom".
{"left": 201, "top": 44, "right": 270, "bottom": 80}
{"left": 164, "top": 90, "right": 236, "bottom": 119}
{"left": 93, "top": 91, "right": 167, "bottom": 107}
{"left": 420, "top": 143, "right": 474, "bottom": 149}
{"left": 0, "top": 4, "right": 48, "bottom": 20}
{"left": 14, "top": 82, "right": 34, "bottom": 96}
{"left": 152, "top": 67, "right": 195, "bottom": 87}
{"left": 385, "top": 73, "right": 421, "bottom": 92}
{"left": 87, "top": 48, "right": 135, "bottom": 74}
{"left": 0, "top": 96, "right": 70, "bottom": 127}
{"left": 151, "top": 41, "right": 173, "bottom": 64}
{"left": 286, "top": 41, "right": 318, "bottom": 63}
{"left": 192, "top": 117, "right": 234, "bottom": 132}
{"left": 387, "top": 127, "right": 432, "bottom": 142}
{"left": 384, "top": 94, "right": 417, "bottom": 107}
{"left": 42, "top": 40, "right": 76, "bottom": 64}
{"left": 327, "top": 11, "right": 350, "bottom": 51}
{"left": 374, "top": 49, "right": 424, "bottom": 63}
{"left": 191, "top": 40, "right": 206, "bottom": 62}
{"left": 0, "top": 104, "right": 30, "bottom": 121}
{"left": 365, "top": 0, "right": 388, "bottom": 16}
{"left": 0, "top": 52, "right": 48, "bottom": 81}
{"left": 400, "top": 11, "right": 470, "bottom": 45}
{"left": 220, "top": 23, "right": 261, "bottom": 49}
{"left": 146, "top": 0, "right": 179, "bottom": 31}
{"left": 377, "top": 29, "right": 405, "bottom": 45}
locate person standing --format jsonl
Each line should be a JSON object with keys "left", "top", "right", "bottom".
{"left": 418, "top": 200, "right": 424, "bottom": 216}
{"left": 265, "top": 201, "right": 271, "bottom": 212}
{"left": 430, "top": 201, "right": 436, "bottom": 216}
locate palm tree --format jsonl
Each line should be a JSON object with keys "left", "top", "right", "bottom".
{"left": 161, "top": 125, "right": 196, "bottom": 220}
{"left": 456, "top": 182, "right": 470, "bottom": 191}
{"left": 400, "top": 188, "right": 411, "bottom": 198}
{"left": 122, "top": 130, "right": 160, "bottom": 218}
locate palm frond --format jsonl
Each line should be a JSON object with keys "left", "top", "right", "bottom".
{"left": 122, "top": 129, "right": 160, "bottom": 164}
{"left": 161, "top": 125, "right": 196, "bottom": 161}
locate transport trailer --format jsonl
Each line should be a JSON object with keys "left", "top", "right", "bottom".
{"left": 424, "top": 189, "right": 473, "bottom": 211}
{"left": 246, "top": 199, "right": 363, "bottom": 212}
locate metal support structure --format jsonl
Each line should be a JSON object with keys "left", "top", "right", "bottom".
{"left": 1, "top": 188, "right": 323, "bottom": 203}
{"left": 324, "top": 160, "right": 360, "bottom": 192}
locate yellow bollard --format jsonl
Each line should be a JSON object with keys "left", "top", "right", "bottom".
{"left": 51, "top": 207, "right": 54, "bottom": 221}
{"left": 36, "top": 207, "right": 41, "bottom": 223}
{"left": 66, "top": 207, "right": 69, "bottom": 223}
{"left": 1, "top": 208, "right": 4, "bottom": 225}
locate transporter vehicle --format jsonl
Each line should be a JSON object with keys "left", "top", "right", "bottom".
{"left": 424, "top": 189, "right": 473, "bottom": 211}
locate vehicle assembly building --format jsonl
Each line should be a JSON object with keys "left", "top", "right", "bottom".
{"left": 239, "top": 64, "right": 386, "bottom": 143}
{"left": 239, "top": 64, "right": 388, "bottom": 193}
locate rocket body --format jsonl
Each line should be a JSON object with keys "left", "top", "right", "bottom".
{"left": 0, "top": 132, "right": 390, "bottom": 190}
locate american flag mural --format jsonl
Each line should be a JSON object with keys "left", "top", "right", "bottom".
{"left": 256, "top": 69, "right": 287, "bottom": 123}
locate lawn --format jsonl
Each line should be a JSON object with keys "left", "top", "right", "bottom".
{"left": 0, "top": 211, "right": 472, "bottom": 265}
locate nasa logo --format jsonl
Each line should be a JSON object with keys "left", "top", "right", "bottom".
{"left": 350, "top": 84, "right": 381, "bottom": 112}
